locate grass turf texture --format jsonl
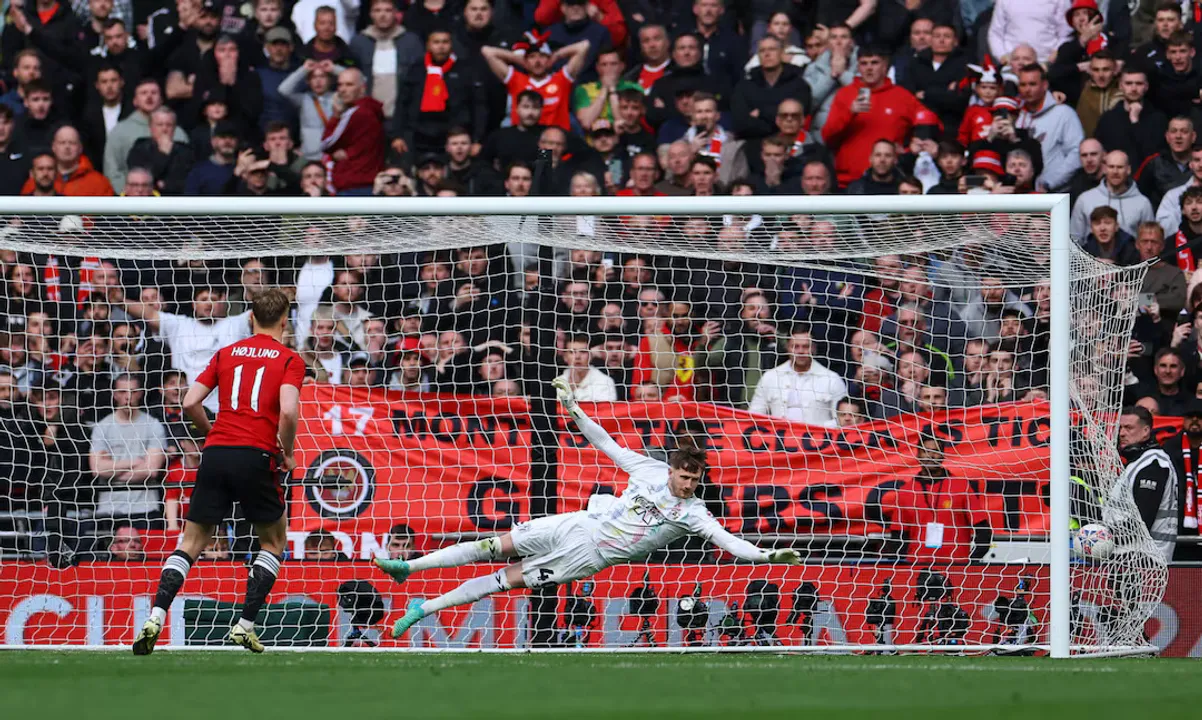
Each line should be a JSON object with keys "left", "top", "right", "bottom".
{"left": 1, "top": 651, "right": 1197, "bottom": 719}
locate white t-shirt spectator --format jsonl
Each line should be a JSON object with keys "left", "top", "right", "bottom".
{"left": 748, "top": 360, "right": 848, "bottom": 427}
{"left": 91, "top": 411, "right": 167, "bottom": 518}
{"left": 295, "top": 258, "right": 335, "bottom": 350}
{"left": 559, "top": 367, "right": 618, "bottom": 402}
{"left": 159, "top": 311, "right": 252, "bottom": 410}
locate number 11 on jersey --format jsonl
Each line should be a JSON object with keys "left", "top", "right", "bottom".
{"left": 230, "top": 364, "right": 265, "bottom": 411}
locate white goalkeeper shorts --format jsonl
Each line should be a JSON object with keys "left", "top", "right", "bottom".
{"left": 510, "top": 511, "right": 604, "bottom": 589}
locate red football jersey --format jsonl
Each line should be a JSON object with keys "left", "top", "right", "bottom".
{"left": 506, "top": 67, "right": 574, "bottom": 130}
{"left": 195, "top": 333, "right": 305, "bottom": 454}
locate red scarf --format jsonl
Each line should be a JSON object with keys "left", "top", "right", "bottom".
{"left": 43, "top": 255, "right": 99, "bottom": 307}
{"left": 1184, "top": 435, "right": 1200, "bottom": 530}
{"left": 1176, "top": 230, "right": 1197, "bottom": 274}
{"left": 789, "top": 130, "right": 809, "bottom": 158}
{"left": 421, "top": 53, "right": 455, "bottom": 113}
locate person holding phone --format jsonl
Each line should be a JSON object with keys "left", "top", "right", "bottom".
{"left": 822, "top": 45, "right": 932, "bottom": 188}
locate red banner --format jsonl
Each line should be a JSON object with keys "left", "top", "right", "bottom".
{"left": 5, "top": 562, "right": 1200, "bottom": 653}
{"left": 292, "top": 388, "right": 1072, "bottom": 542}
{"left": 0, "top": 561, "right": 1046, "bottom": 648}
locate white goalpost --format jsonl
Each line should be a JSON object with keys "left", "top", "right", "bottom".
{"left": 0, "top": 194, "right": 1163, "bottom": 657}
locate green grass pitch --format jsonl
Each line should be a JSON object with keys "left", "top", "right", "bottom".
{"left": 1, "top": 651, "right": 1197, "bottom": 719}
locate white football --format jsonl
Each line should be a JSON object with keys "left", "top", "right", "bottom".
{"left": 1075, "top": 523, "right": 1115, "bottom": 561}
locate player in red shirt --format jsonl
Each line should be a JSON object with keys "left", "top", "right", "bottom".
{"left": 134, "top": 289, "right": 304, "bottom": 655}
{"left": 885, "top": 435, "right": 994, "bottom": 564}
{"left": 482, "top": 32, "right": 591, "bottom": 131}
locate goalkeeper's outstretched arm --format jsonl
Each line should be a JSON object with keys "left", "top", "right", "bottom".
{"left": 688, "top": 512, "right": 802, "bottom": 565}
{"left": 553, "top": 377, "right": 650, "bottom": 475}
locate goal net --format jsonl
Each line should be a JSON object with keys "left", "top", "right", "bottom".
{"left": 0, "top": 195, "right": 1164, "bottom": 655}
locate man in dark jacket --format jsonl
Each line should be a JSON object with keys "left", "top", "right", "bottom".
{"left": 689, "top": 0, "right": 745, "bottom": 91}
{"left": 127, "top": 107, "right": 195, "bottom": 195}
{"left": 902, "top": 23, "right": 970, "bottom": 137}
{"left": 453, "top": 0, "right": 514, "bottom": 135}
{"left": 546, "top": 0, "right": 611, "bottom": 85}
{"left": 1068, "top": 138, "right": 1106, "bottom": 204}
{"left": 1151, "top": 30, "right": 1202, "bottom": 124}
{"left": 647, "top": 33, "right": 730, "bottom": 127}
{"left": 0, "top": 0, "right": 84, "bottom": 94}
{"left": 1096, "top": 64, "right": 1166, "bottom": 169}
{"left": 395, "top": 28, "right": 488, "bottom": 158}
{"left": 1136, "top": 115, "right": 1195, "bottom": 208}
{"left": 731, "top": 36, "right": 812, "bottom": 141}
{"left": 0, "top": 106, "right": 28, "bottom": 195}
{"left": 1117, "top": 405, "right": 1179, "bottom": 563}
{"left": 188, "top": 35, "right": 265, "bottom": 138}
{"left": 848, "top": 140, "right": 903, "bottom": 195}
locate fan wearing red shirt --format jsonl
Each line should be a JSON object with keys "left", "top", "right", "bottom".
{"left": 482, "top": 32, "right": 592, "bottom": 131}
{"left": 134, "top": 289, "right": 303, "bottom": 656}
{"left": 885, "top": 435, "right": 993, "bottom": 564}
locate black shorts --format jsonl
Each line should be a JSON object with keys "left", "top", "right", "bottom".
{"left": 187, "top": 447, "right": 287, "bottom": 526}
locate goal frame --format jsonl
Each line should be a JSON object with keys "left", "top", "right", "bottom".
{"left": 0, "top": 194, "right": 1077, "bottom": 657}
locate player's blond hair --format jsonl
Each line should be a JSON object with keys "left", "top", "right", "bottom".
{"left": 251, "top": 288, "right": 291, "bottom": 328}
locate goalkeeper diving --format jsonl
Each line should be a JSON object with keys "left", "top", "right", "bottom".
{"left": 374, "top": 377, "right": 802, "bottom": 639}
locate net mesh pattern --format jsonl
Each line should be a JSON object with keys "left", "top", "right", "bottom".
{"left": 0, "top": 206, "right": 1163, "bottom": 653}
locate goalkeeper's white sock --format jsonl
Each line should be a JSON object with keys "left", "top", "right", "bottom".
{"left": 407, "top": 537, "right": 503, "bottom": 572}
{"left": 420, "top": 569, "right": 511, "bottom": 616}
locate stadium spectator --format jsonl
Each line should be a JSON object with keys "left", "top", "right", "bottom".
{"left": 80, "top": 65, "right": 130, "bottom": 172}
{"left": 647, "top": 33, "right": 725, "bottom": 130}
{"left": 903, "top": 23, "right": 969, "bottom": 135}
{"left": 292, "top": 0, "right": 355, "bottom": 44}
{"left": 322, "top": 67, "right": 385, "bottom": 195}
{"left": 631, "top": 298, "right": 702, "bottom": 401}
{"left": 1133, "top": 1, "right": 1184, "bottom": 69}
{"left": 256, "top": 26, "right": 301, "bottom": 135}
{"left": 482, "top": 36, "right": 590, "bottom": 132}
{"left": 956, "top": 276, "right": 1033, "bottom": 344}
{"left": 395, "top": 27, "right": 486, "bottom": 158}
{"left": 1136, "top": 222, "right": 1187, "bottom": 322}
{"left": 350, "top": 0, "right": 422, "bottom": 124}
{"left": 1136, "top": 116, "right": 1196, "bottom": 209}
{"left": 126, "top": 108, "right": 193, "bottom": 196}
{"left": 387, "top": 523, "right": 419, "bottom": 560}
{"left": 1151, "top": 31, "right": 1202, "bottom": 123}
{"left": 1095, "top": 66, "right": 1163, "bottom": 170}
{"left": 1081, "top": 206, "right": 1141, "bottom": 266}
{"left": 104, "top": 525, "right": 147, "bottom": 562}
{"left": 1157, "top": 144, "right": 1202, "bottom": 237}
{"left": 277, "top": 60, "right": 337, "bottom": 161}
{"left": 626, "top": 23, "right": 670, "bottom": 92}
{"left": 732, "top": 36, "right": 811, "bottom": 142}
{"left": 1072, "top": 150, "right": 1155, "bottom": 239}
{"left": 1138, "top": 347, "right": 1192, "bottom": 415}
{"left": 184, "top": 120, "right": 237, "bottom": 195}
{"left": 105, "top": 77, "right": 189, "bottom": 193}
{"left": 557, "top": 334, "right": 616, "bottom": 402}
{"left": 823, "top": 45, "right": 926, "bottom": 188}
{"left": 89, "top": 373, "right": 167, "bottom": 525}
{"left": 480, "top": 91, "right": 545, "bottom": 171}
{"left": 948, "top": 337, "right": 991, "bottom": 407}
{"left": 804, "top": 23, "right": 856, "bottom": 140}
{"left": 847, "top": 140, "right": 902, "bottom": 195}
{"left": 988, "top": 0, "right": 1073, "bottom": 63}
{"left": 702, "top": 291, "right": 779, "bottom": 408}
{"left": 748, "top": 325, "right": 847, "bottom": 426}
{"left": 574, "top": 47, "right": 641, "bottom": 130}
{"left": 1016, "top": 63, "right": 1085, "bottom": 192}
{"left": 0, "top": 50, "right": 42, "bottom": 117}
{"left": 679, "top": 92, "right": 746, "bottom": 186}
{"left": 688, "top": 0, "right": 745, "bottom": 90}
{"left": 22, "top": 125, "right": 114, "bottom": 196}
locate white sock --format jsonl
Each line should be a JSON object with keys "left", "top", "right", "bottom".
{"left": 407, "top": 537, "right": 502, "bottom": 572}
{"left": 237, "top": 618, "right": 255, "bottom": 631}
{"left": 420, "top": 570, "right": 511, "bottom": 616}
{"left": 150, "top": 607, "right": 166, "bottom": 624}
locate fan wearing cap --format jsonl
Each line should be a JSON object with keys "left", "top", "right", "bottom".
{"left": 1048, "top": 0, "right": 1111, "bottom": 105}
{"left": 958, "top": 58, "right": 1014, "bottom": 146}
{"left": 184, "top": 119, "right": 239, "bottom": 195}
{"left": 481, "top": 32, "right": 591, "bottom": 131}
{"left": 898, "top": 109, "right": 944, "bottom": 190}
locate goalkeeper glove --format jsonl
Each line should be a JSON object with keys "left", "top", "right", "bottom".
{"left": 551, "top": 377, "right": 581, "bottom": 417}
{"left": 766, "top": 549, "right": 802, "bottom": 566}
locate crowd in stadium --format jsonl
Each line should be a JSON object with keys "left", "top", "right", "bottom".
{"left": 0, "top": 0, "right": 1200, "bottom": 564}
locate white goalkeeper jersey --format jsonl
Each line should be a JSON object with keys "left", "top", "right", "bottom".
{"left": 572, "top": 411, "right": 768, "bottom": 566}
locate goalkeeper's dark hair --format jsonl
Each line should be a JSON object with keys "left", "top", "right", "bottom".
{"left": 669, "top": 438, "right": 707, "bottom": 474}
{"left": 251, "top": 288, "right": 291, "bottom": 328}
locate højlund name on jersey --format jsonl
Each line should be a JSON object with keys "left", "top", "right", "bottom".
{"left": 230, "top": 346, "right": 281, "bottom": 359}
